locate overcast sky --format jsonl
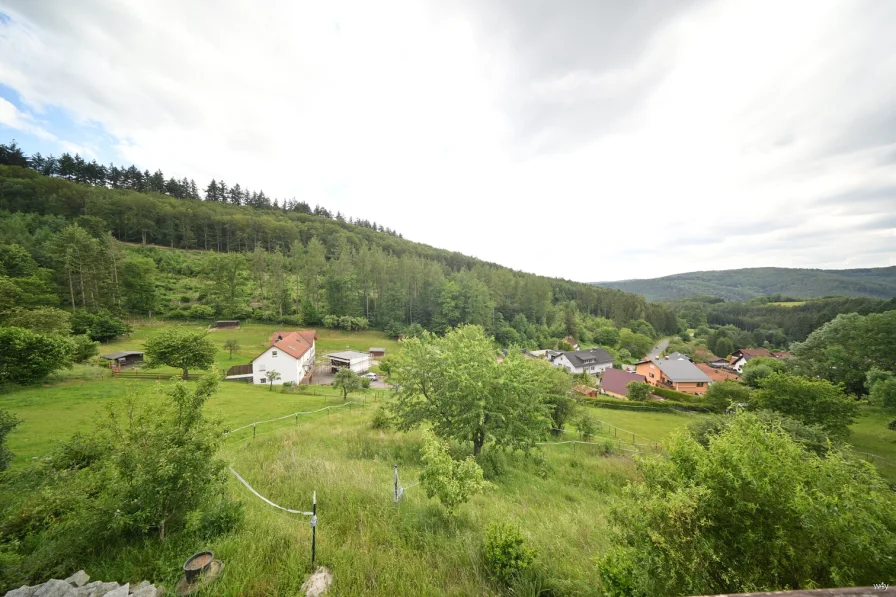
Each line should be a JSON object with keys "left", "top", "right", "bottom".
{"left": 1, "top": 0, "right": 895, "bottom": 282}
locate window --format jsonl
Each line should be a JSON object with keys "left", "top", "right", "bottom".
{"left": 259, "top": 365, "right": 266, "bottom": 371}
{"left": 260, "top": 378, "right": 267, "bottom": 384}
{"left": 697, "top": 382, "right": 704, "bottom": 387}
{"left": 272, "top": 350, "right": 278, "bottom": 358}
{"left": 649, "top": 373, "right": 655, "bottom": 378}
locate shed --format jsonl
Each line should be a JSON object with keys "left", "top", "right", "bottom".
{"left": 369, "top": 347, "right": 386, "bottom": 358}
{"left": 326, "top": 350, "right": 371, "bottom": 374}
{"left": 101, "top": 350, "right": 144, "bottom": 367}
{"left": 573, "top": 384, "right": 598, "bottom": 398}
{"left": 212, "top": 320, "right": 240, "bottom": 329}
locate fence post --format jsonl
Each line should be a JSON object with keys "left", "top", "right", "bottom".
{"left": 253, "top": 423, "right": 256, "bottom": 440}
{"left": 393, "top": 464, "right": 399, "bottom": 503}
{"left": 311, "top": 490, "right": 317, "bottom": 568}
{"left": 295, "top": 414, "right": 298, "bottom": 426}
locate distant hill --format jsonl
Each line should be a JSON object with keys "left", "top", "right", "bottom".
{"left": 593, "top": 267, "right": 896, "bottom": 302}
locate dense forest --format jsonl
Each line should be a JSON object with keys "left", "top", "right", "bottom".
{"left": 595, "top": 266, "right": 896, "bottom": 301}
{"left": 0, "top": 155, "right": 680, "bottom": 350}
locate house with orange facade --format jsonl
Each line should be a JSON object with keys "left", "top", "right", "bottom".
{"left": 634, "top": 356, "right": 712, "bottom": 395}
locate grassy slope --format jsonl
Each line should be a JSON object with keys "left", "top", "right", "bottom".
{"left": 847, "top": 408, "right": 896, "bottom": 481}
{"left": 594, "top": 266, "right": 896, "bottom": 301}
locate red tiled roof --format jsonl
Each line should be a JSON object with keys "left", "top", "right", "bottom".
{"left": 696, "top": 363, "right": 740, "bottom": 383}
{"left": 733, "top": 348, "right": 772, "bottom": 358}
{"left": 601, "top": 367, "right": 647, "bottom": 396}
{"left": 267, "top": 330, "right": 317, "bottom": 360}
{"left": 771, "top": 351, "right": 792, "bottom": 358}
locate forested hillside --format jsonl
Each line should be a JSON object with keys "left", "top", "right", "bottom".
{"left": 595, "top": 267, "right": 896, "bottom": 301}
{"left": 0, "top": 163, "right": 680, "bottom": 348}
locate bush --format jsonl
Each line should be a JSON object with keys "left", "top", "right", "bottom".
{"left": 69, "top": 334, "right": 99, "bottom": 363}
{"left": 186, "top": 304, "right": 215, "bottom": 320}
{"left": 626, "top": 382, "right": 652, "bottom": 401}
{"left": 360, "top": 376, "right": 371, "bottom": 389}
{"left": 704, "top": 380, "right": 751, "bottom": 413}
{"left": 575, "top": 412, "right": 598, "bottom": 440}
{"left": 650, "top": 386, "right": 706, "bottom": 403}
{"left": 750, "top": 373, "right": 859, "bottom": 440}
{"left": 483, "top": 521, "right": 537, "bottom": 586}
{"left": 0, "top": 327, "right": 74, "bottom": 385}
{"left": 370, "top": 407, "right": 391, "bottom": 430}
{"left": 70, "top": 309, "right": 130, "bottom": 342}
{"left": 596, "top": 412, "right": 896, "bottom": 596}
{"left": 889, "top": 419, "right": 896, "bottom": 431}
{"left": 0, "top": 372, "right": 241, "bottom": 585}
{"left": 419, "top": 430, "right": 486, "bottom": 515}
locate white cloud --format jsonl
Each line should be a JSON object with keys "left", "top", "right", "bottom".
{"left": 0, "top": 0, "right": 894, "bottom": 280}
{"left": 0, "top": 97, "right": 55, "bottom": 140}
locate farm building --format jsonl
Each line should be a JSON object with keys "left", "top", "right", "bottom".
{"left": 326, "top": 350, "right": 371, "bottom": 374}
{"left": 212, "top": 320, "right": 240, "bottom": 329}
{"left": 250, "top": 330, "right": 317, "bottom": 386}
{"left": 101, "top": 351, "right": 144, "bottom": 367}
{"left": 369, "top": 347, "right": 386, "bottom": 358}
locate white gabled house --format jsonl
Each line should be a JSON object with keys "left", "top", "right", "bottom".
{"left": 251, "top": 330, "right": 317, "bottom": 386}
{"left": 549, "top": 348, "right": 614, "bottom": 375}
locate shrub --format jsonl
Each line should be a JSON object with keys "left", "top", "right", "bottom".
{"left": 483, "top": 521, "right": 537, "bottom": 586}
{"left": 360, "top": 376, "right": 371, "bottom": 390}
{"left": 186, "top": 304, "right": 215, "bottom": 320}
{"left": 69, "top": 334, "right": 99, "bottom": 363}
{"left": 750, "top": 373, "right": 859, "bottom": 440}
{"left": 889, "top": 419, "right": 896, "bottom": 431}
{"left": 370, "top": 407, "right": 391, "bottom": 430}
{"left": 626, "top": 382, "right": 652, "bottom": 402}
{"left": 5, "top": 307, "right": 72, "bottom": 335}
{"left": 596, "top": 412, "right": 896, "bottom": 596}
{"left": 419, "top": 430, "right": 486, "bottom": 515}
{"left": 0, "top": 327, "right": 74, "bottom": 385}
{"left": 704, "top": 380, "right": 751, "bottom": 413}
{"left": 576, "top": 412, "right": 598, "bottom": 440}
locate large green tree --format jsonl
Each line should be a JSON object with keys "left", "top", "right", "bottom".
{"left": 597, "top": 413, "right": 896, "bottom": 596}
{"left": 389, "top": 325, "right": 554, "bottom": 455}
{"left": 749, "top": 373, "right": 858, "bottom": 439}
{"left": 121, "top": 256, "right": 159, "bottom": 315}
{"left": 792, "top": 310, "right": 896, "bottom": 395}
{"left": 145, "top": 327, "right": 216, "bottom": 379}
{"left": 332, "top": 367, "right": 363, "bottom": 401}
{"left": 0, "top": 327, "right": 74, "bottom": 385}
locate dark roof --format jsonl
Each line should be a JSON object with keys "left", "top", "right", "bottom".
{"left": 655, "top": 358, "right": 712, "bottom": 382}
{"left": 601, "top": 368, "right": 646, "bottom": 396}
{"left": 101, "top": 350, "right": 143, "bottom": 360}
{"left": 558, "top": 348, "right": 614, "bottom": 368}
{"left": 664, "top": 352, "right": 690, "bottom": 361}
{"left": 369, "top": 347, "right": 386, "bottom": 352}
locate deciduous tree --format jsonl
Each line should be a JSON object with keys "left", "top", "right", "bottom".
{"left": 145, "top": 327, "right": 216, "bottom": 380}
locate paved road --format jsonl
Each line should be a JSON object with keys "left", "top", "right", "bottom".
{"left": 646, "top": 338, "right": 670, "bottom": 360}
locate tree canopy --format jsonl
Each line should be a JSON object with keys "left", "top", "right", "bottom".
{"left": 749, "top": 373, "right": 859, "bottom": 439}
{"left": 389, "top": 325, "right": 560, "bottom": 455}
{"left": 144, "top": 327, "right": 216, "bottom": 379}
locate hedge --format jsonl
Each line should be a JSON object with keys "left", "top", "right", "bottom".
{"left": 651, "top": 386, "right": 706, "bottom": 403}
{"left": 585, "top": 395, "right": 714, "bottom": 413}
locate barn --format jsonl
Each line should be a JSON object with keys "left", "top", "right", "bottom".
{"left": 212, "top": 320, "right": 240, "bottom": 329}
{"left": 101, "top": 350, "right": 144, "bottom": 367}
{"left": 369, "top": 347, "right": 386, "bottom": 358}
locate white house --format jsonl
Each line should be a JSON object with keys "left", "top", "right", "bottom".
{"left": 549, "top": 348, "right": 614, "bottom": 375}
{"left": 326, "top": 350, "right": 371, "bottom": 374}
{"left": 251, "top": 330, "right": 317, "bottom": 386}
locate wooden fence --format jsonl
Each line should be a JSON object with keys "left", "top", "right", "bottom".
{"left": 112, "top": 371, "right": 201, "bottom": 381}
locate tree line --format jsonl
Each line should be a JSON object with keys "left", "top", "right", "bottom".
{"left": 0, "top": 164, "right": 681, "bottom": 348}
{"left": 0, "top": 139, "right": 400, "bottom": 236}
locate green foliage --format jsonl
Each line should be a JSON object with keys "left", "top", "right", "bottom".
{"left": 332, "top": 367, "right": 363, "bottom": 400}
{"left": 121, "top": 256, "right": 158, "bottom": 314}
{"left": 390, "top": 325, "right": 555, "bottom": 455}
{"left": 711, "top": 336, "right": 734, "bottom": 358}
{"left": 223, "top": 338, "right": 240, "bottom": 359}
{"left": 418, "top": 430, "right": 486, "bottom": 515}
{"left": 144, "top": 326, "right": 216, "bottom": 379}
{"left": 0, "top": 327, "right": 73, "bottom": 385}
{"left": 626, "top": 382, "right": 652, "bottom": 402}
{"left": 0, "top": 410, "right": 21, "bottom": 472}
{"left": 618, "top": 329, "right": 653, "bottom": 359}
{"left": 0, "top": 243, "right": 36, "bottom": 277}
{"left": 360, "top": 376, "right": 371, "bottom": 389}
{"left": 575, "top": 412, "right": 598, "bottom": 440}
{"left": 750, "top": 373, "right": 859, "bottom": 439}
{"left": 483, "top": 521, "right": 537, "bottom": 586}
{"left": 597, "top": 412, "right": 896, "bottom": 596}
{"left": 370, "top": 407, "right": 391, "bottom": 430}
{"left": 889, "top": 419, "right": 896, "bottom": 431}
{"left": 69, "top": 334, "right": 99, "bottom": 363}
{"left": 266, "top": 369, "right": 281, "bottom": 390}
{"left": 322, "top": 315, "right": 369, "bottom": 331}
{"left": 867, "top": 370, "right": 896, "bottom": 410}
{"left": 704, "top": 380, "right": 751, "bottom": 413}
{"left": 689, "top": 410, "right": 834, "bottom": 455}
{"left": 70, "top": 309, "right": 130, "bottom": 342}
{"left": 792, "top": 311, "right": 896, "bottom": 395}
{"left": 741, "top": 356, "right": 788, "bottom": 388}
{"left": 593, "top": 326, "right": 620, "bottom": 347}
{"left": 4, "top": 307, "right": 71, "bottom": 335}
{"left": 0, "top": 371, "right": 240, "bottom": 585}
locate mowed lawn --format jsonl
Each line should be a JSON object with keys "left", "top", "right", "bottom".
{"left": 99, "top": 321, "right": 402, "bottom": 373}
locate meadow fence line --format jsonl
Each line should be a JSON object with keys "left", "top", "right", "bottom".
{"left": 224, "top": 400, "right": 366, "bottom": 437}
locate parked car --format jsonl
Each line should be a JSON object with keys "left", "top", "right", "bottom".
{"left": 364, "top": 372, "right": 378, "bottom": 381}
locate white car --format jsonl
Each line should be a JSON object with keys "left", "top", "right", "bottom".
{"left": 363, "top": 372, "right": 378, "bottom": 381}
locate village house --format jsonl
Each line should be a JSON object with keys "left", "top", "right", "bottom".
{"left": 600, "top": 367, "right": 647, "bottom": 399}
{"left": 549, "top": 347, "right": 614, "bottom": 375}
{"left": 250, "top": 330, "right": 317, "bottom": 386}
{"left": 563, "top": 336, "right": 580, "bottom": 350}
{"left": 635, "top": 356, "right": 712, "bottom": 395}
{"left": 728, "top": 348, "right": 773, "bottom": 372}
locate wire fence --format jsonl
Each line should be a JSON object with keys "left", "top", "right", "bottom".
{"left": 224, "top": 400, "right": 367, "bottom": 438}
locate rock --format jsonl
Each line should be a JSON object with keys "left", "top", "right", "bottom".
{"left": 4, "top": 585, "right": 37, "bottom": 597}
{"left": 128, "top": 586, "right": 156, "bottom": 597}
{"left": 134, "top": 582, "right": 150, "bottom": 590}
{"left": 63, "top": 572, "right": 89, "bottom": 589}
{"left": 99, "top": 585, "right": 127, "bottom": 597}
{"left": 74, "top": 581, "right": 119, "bottom": 597}
{"left": 32, "top": 580, "right": 76, "bottom": 597}
{"left": 300, "top": 567, "right": 332, "bottom": 597}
